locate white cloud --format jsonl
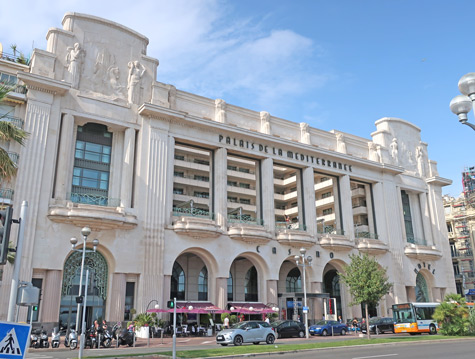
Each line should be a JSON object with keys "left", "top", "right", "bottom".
{"left": 1, "top": 0, "right": 332, "bottom": 117}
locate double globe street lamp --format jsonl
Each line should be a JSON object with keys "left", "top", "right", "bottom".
{"left": 294, "top": 248, "right": 312, "bottom": 339}
{"left": 450, "top": 73, "right": 475, "bottom": 130}
{"left": 70, "top": 226, "right": 99, "bottom": 358}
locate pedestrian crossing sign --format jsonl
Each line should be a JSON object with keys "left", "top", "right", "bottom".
{"left": 0, "top": 321, "right": 31, "bottom": 359}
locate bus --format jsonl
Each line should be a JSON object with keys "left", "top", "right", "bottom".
{"left": 392, "top": 302, "right": 439, "bottom": 335}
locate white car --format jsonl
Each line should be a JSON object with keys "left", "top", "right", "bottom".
{"left": 216, "top": 321, "right": 275, "bottom": 346}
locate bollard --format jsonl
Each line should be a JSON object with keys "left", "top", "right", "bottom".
{"left": 161, "top": 329, "right": 164, "bottom": 344}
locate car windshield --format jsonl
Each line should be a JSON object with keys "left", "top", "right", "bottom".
{"left": 369, "top": 318, "right": 381, "bottom": 324}
{"left": 271, "top": 320, "right": 286, "bottom": 327}
{"left": 231, "top": 322, "right": 250, "bottom": 330}
{"left": 315, "top": 320, "right": 328, "bottom": 325}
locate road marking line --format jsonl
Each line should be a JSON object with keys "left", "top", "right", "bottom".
{"left": 353, "top": 355, "right": 398, "bottom": 359}
{"left": 201, "top": 340, "right": 214, "bottom": 344}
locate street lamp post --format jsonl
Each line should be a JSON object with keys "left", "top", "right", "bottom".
{"left": 450, "top": 73, "right": 475, "bottom": 130}
{"left": 294, "top": 248, "right": 313, "bottom": 339}
{"left": 146, "top": 300, "right": 160, "bottom": 312}
{"left": 69, "top": 226, "right": 99, "bottom": 359}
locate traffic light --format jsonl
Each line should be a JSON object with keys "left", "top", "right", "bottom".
{"left": 0, "top": 206, "right": 13, "bottom": 265}
{"left": 167, "top": 300, "right": 175, "bottom": 309}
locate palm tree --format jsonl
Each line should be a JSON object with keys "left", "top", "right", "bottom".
{"left": 0, "top": 84, "right": 28, "bottom": 180}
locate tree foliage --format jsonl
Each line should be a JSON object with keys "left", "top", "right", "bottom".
{"left": 0, "top": 84, "right": 29, "bottom": 180}
{"left": 433, "top": 293, "right": 469, "bottom": 336}
{"left": 339, "top": 253, "right": 392, "bottom": 339}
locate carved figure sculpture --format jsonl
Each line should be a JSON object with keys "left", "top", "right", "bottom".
{"left": 336, "top": 133, "right": 347, "bottom": 154}
{"left": 127, "top": 61, "right": 146, "bottom": 104}
{"left": 368, "top": 142, "right": 379, "bottom": 162}
{"left": 390, "top": 138, "right": 399, "bottom": 165}
{"left": 300, "top": 122, "right": 311, "bottom": 144}
{"left": 260, "top": 111, "right": 271, "bottom": 134}
{"left": 215, "top": 99, "right": 226, "bottom": 123}
{"left": 108, "top": 66, "right": 125, "bottom": 98}
{"left": 416, "top": 145, "right": 425, "bottom": 177}
{"left": 65, "top": 43, "right": 85, "bottom": 89}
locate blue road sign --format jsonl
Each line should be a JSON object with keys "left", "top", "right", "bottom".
{"left": 0, "top": 321, "right": 31, "bottom": 359}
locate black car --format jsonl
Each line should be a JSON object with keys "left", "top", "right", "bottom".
{"left": 270, "top": 320, "right": 306, "bottom": 338}
{"left": 361, "top": 317, "right": 394, "bottom": 334}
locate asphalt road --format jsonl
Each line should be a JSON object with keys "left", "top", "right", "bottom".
{"left": 24, "top": 335, "right": 475, "bottom": 359}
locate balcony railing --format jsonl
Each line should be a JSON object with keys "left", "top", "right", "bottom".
{"left": 67, "top": 192, "right": 120, "bottom": 207}
{"left": 355, "top": 231, "right": 379, "bottom": 240}
{"left": 317, "top": 226, "right": 345, "bottom": 235}
{"left": 172, "top": 207, "right": 214, "bottom": 220}
{"left": 228, "top": 215, "right": 263, "bottom": 225}
{"left": 0, "top": 114, "right": 24, "bottom": 128}
{"left": 7, "top": 152, "right": 19, "bottom": 164}
{"left": 276, "top": 221, "right": 307, "bottom": 231}
{"left": 0, "top": 188, "right": 14, "bottom": 200}
{"left": 406, "top": 236, "right": 427, "bottom": 246}
{"left": 0, "top": 51, "right": 30, "bottom": 65}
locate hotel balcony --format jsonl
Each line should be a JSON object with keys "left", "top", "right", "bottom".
{"left": 404, "top": 236, "right": 442, "bottom": 261}
{"left": 314, "top": 179, "right": 333, "bottom": 191}
{"left": 172, "top": 207, "right": 222, "bottom": 239}
{"left": 1, "top": 114, "right": 24, "bottom": 129}
{"left": 275, "top": 222, "right": 315, "bottom": 248}
{"left": 351, "top": 187, "right": 366, "bottom": 197}
{"left": 48, "top": 192, "right": 138, "bottom": 230}
{"left": 173, "top": 175, "right": 210, "bottom": 189}
{"left": 355, "top": 232, "right": 388, "bottom": 254}
{"left": 228, "top": 216, "right": 272, "bottom": 244}
{"left": 0, "top": 188, "right": 14, "bottom": 204}
{"left": 318, "top": 229, "right": 354, "bottom": 251}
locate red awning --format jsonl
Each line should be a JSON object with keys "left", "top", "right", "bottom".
{"left": 228, "top": 302, "right": 277, "bottom": 314}
{"left": 147, "top": 301, "right": 229, "bottom": 314}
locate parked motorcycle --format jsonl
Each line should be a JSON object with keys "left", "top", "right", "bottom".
{"left": 51, "top": 327, "right": 61, "bottom": 348}
{"left": 39, "top": 328, "right": 49, "bottom": 348}
{"left": 64, "top": 328, "right": 78, "bottom": 350}
{"left": 84, "top": 328, "right": 97, "bottom": 349}
{"left": 117, "top": 328, "right": 135, "bottom": 347}
{"left": 30, "top": 329, "right": 40, "bottom": 348}
{"left": 97, "top": 327, "right": 112, "bottom": 348}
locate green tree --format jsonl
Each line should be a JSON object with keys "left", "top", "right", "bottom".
{"left": 338, "top": 253, "right": 392, "bottom": 339}
{"left": 433, "top": 293, "right": 469, "bottom": 336}
{"left": 0, "top": 84, "right": 28, "bottom": 180}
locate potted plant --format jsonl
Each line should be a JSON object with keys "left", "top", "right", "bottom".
{"left": 134, "top": 313, "right": 154, "bottom": 338}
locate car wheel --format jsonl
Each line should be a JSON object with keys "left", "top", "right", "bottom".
{"left": 266, "top": 334, "right": 275, "bottom": 345}
{"left": 233, "top": 335, "right": 243, "bottom": 346}
{"left": 322, "top": 329, "right": 328, "bottom": 336}
{"left": 429, "top": 325, "right": 437, "bottom": 335}
{"left": 253, "top": 342, "right": 260, "bottom": 345}
{"left": 341, "top": 329, "right": 346, "bottom": 336}
{"left": 298, "top": 330, "right": 305, "bottom": 338}
{"left": 220, "top": 344, "right": 228, "bottom": 346}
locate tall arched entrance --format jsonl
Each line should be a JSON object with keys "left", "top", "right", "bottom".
{"left": 415, "top": 272, "right": 430, "bottom": 302}
{"left": 60, "top": 251, "right": 108, "bottom": 330}
{"left": 323, "top": 269, "right": 342, "bottom": 319}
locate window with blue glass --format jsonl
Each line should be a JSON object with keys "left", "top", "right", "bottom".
{"left": 71, "top": 124, "right": 113, "bottom": 206}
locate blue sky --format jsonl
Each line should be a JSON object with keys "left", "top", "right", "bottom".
{"left": 1, "top": 0, "right": 473, "bottom": 196}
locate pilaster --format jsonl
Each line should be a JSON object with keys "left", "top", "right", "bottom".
{"left": 261, "top": 158, "right": 275, "bottom": 231}
{"left": 302, "top": 167, "right": 316, "bottom": 236}
{"left": 215, "top": 277, "right": 228, "bottom": 309}
{"left": 54, "top": 113, "right": 75, "bottom": 200}
{"left": 109, "top": 273, "right": 127, "bottom": 322}
{"left": 339, "top": 175, "right": 354, "bottom": 236}
{"left": 214, "top": 148, "right": 227, "bottom": 229}
{"left": 120, "top": 128, "right": 136, "bottom": 208}
{"left": 42, "top": 270, "right": 62, "bottom": 322}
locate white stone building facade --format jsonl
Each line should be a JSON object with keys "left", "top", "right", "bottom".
{"left": 0, "top": 13, "right": 456, "bottom": 329}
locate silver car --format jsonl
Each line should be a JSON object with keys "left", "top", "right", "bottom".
{"left": 216, "top": 321, "right": 276, "bottom": 346}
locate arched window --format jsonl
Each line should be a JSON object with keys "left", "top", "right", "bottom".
{"left": 415, "top": 272, "right": 430, "bottom": 302}
{"left": 227, "top": 272, "right": 233, "bottom": 301}
{"left": 60, "top": 250, "right": 108, "bottom": 330}
{"left": 245, "top": 266, "right": 258, "bottom": 302}
{"left": 324, "top": 270, "right": 342, "bottom": 319}
{"left": 198, "top": 266, "right": 208, "bottom": 301}
{"left": 286, "top": 267, "right": 302, "bottom": 292}
{"left": 171, "top": 262, "right": 185, "bottom": 300}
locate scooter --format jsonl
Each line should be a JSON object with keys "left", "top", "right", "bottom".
{"left": 84, "top": 328, "right": 97, "bottom": 349}
{"left": 30, "top": 329, "right": 40, "bottom": 348}
{"left": 64, "top": 328, "right": 78, "bottom": 350}
{"left": 39, "top": 328, "right": 49, "bottom": 348}
{"left": 51, "top": 327, "right": 61, "bottom": 348}
{"left": 98, "top": 328, "right": 112, "bottom": 348}
{"left": 117, "top": 327, "right": 135, "bottom": 347}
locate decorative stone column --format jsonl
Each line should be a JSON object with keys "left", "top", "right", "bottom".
{"left": 215, "top": 277, "right": 228, "bottom": 309}
{"left": 54, "top": 113, "right": 75, "bottom": 200}
{"left": 261, "top": 158, "right": 275, "bottom": 232}
{"left": 42, "top": 270, "right": 62, "bottom": 322}
{"left": 339, "top": 175, "right": 354, "bottom": 236}
{"left": 163, "top": 275, "right": 171, "bottom": 304}
{"left": 419, "top": 192, "right": 434, "bottom": 245}
{"left": 108, "top": 273, "right": 127, "bottom": 322}
{"left": 266, "top": 280, "right": 278, "bottom": 305}
{"left": 214, "top": 148, "right": 227, "bottom": 229}
{"left": 310, "top": 281, "right": 323, "bottom": 321}
{"left": 302, "top": 167, "right": 317, "bottom": 236}
{"left": 120, "top": 127, "right": 136, "bottom": 208}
